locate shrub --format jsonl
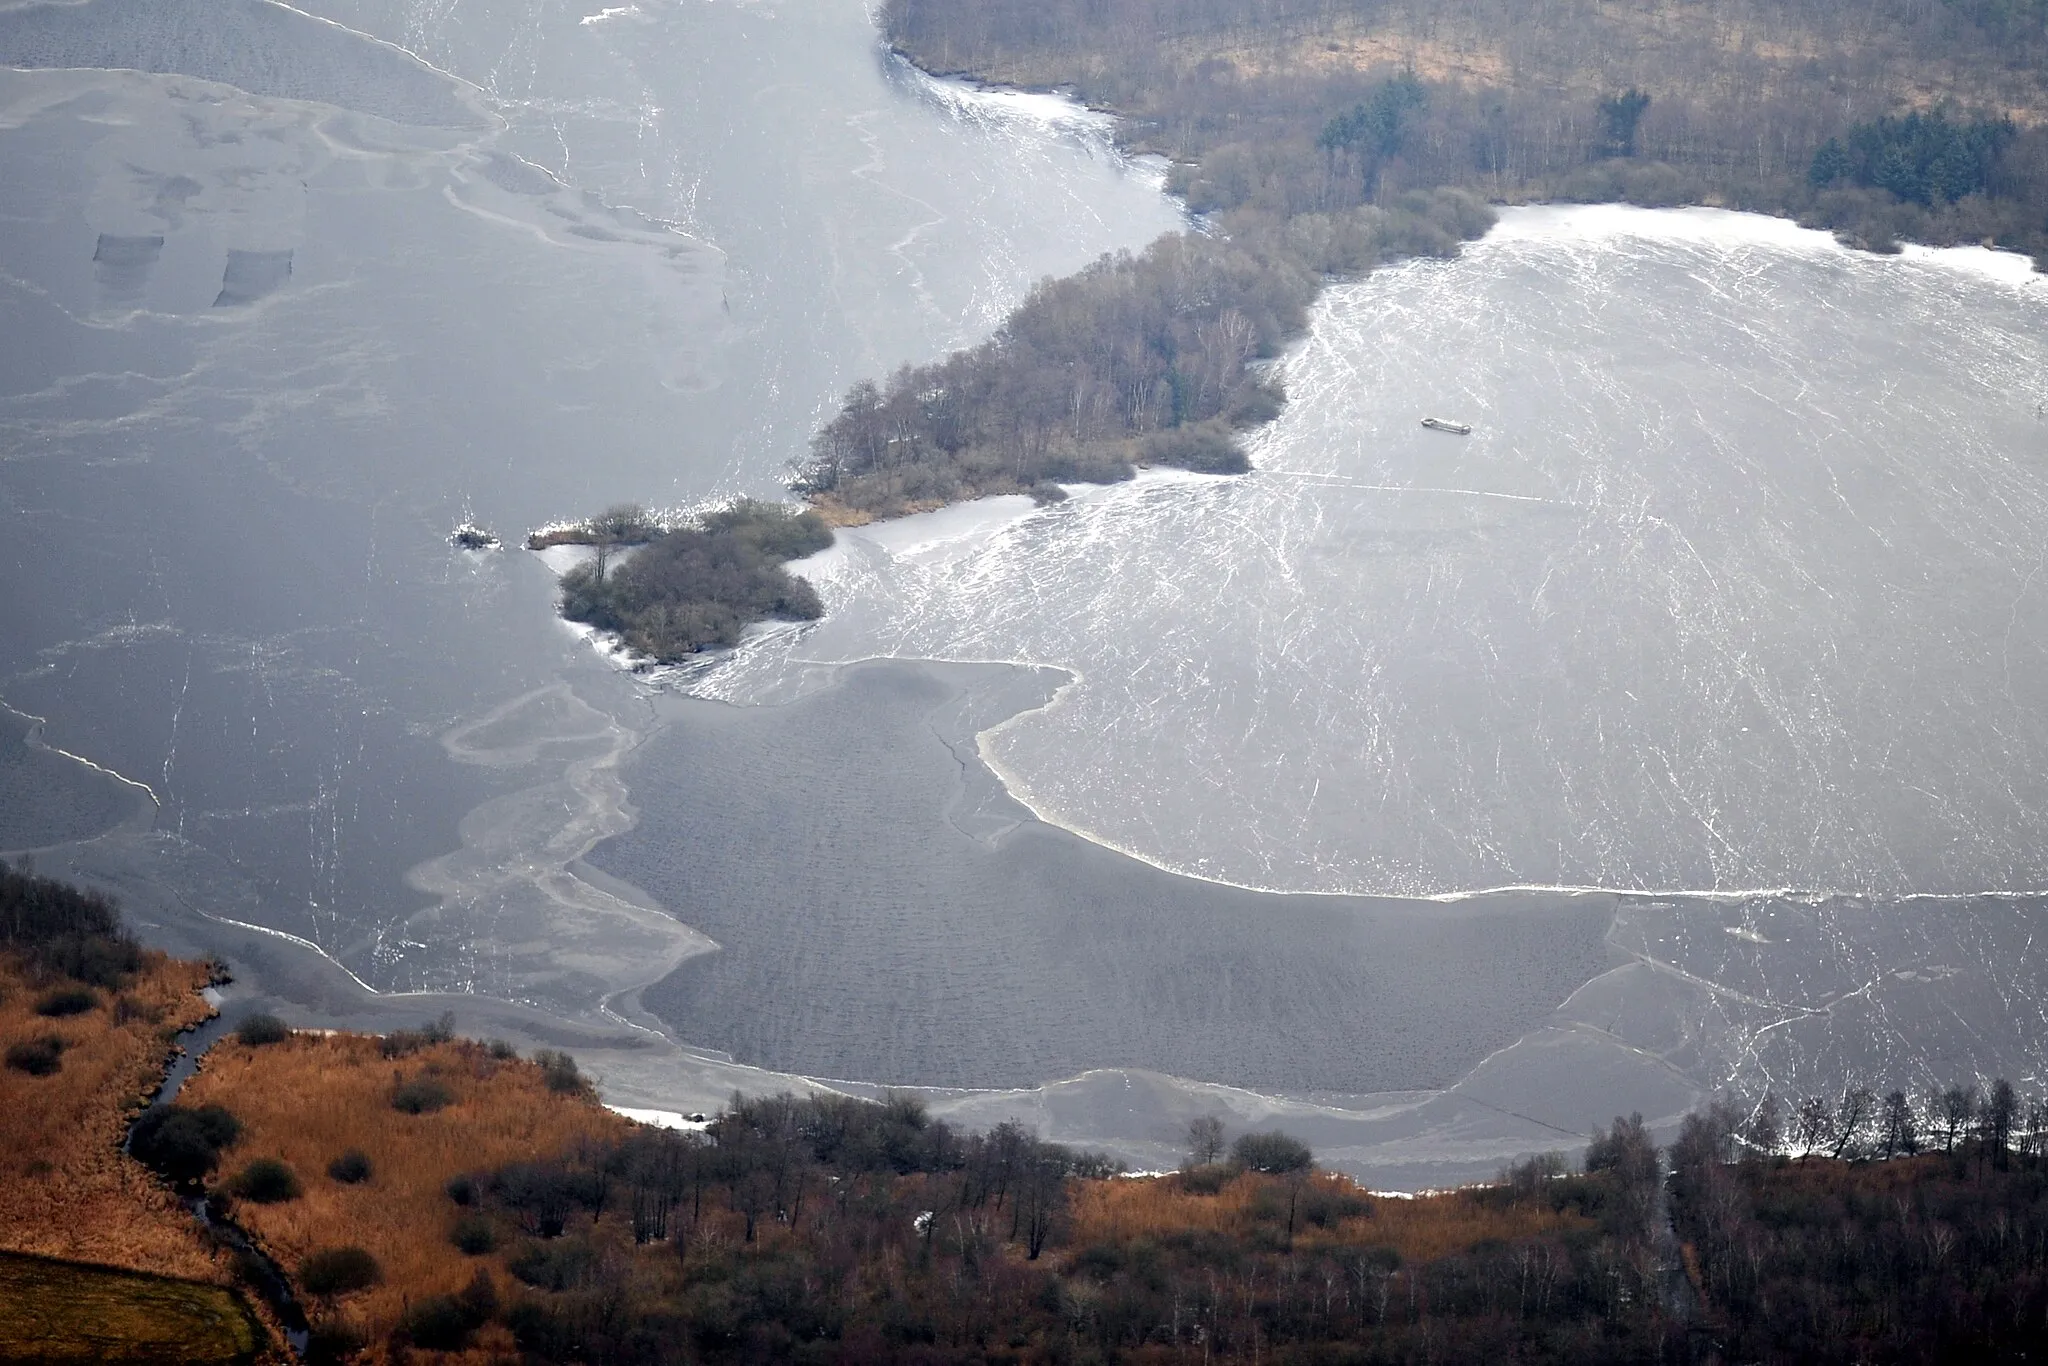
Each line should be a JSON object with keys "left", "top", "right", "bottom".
{"left": 326, "top": 1149, "right": 372, "bottom": 1184}
{"left": 400, "top": 1271, "right": 497, "bottom": 1352}
{"left": 227, "top": 1157, "right": 303, "bottom": 1203}
{"left": 487, "top": 1037, "right": 518, "bottom": 1061}
{"left": 1231, "top": 1130, "right": 1314, "bottom": 1174}
{"left": 399, "top": 1295, "right": 473, "bottom": 1351}
{"left": 494, "top": 1162, "right": 578, "bottom": 1237}
{"left": 378, "top": 1010, "right": 455, "bottom": 1059}
{"left": 298, "top": 1246, "right": 381, "bottom": 1297}
{"left": 1136, "top": 420, "right": 1251, "bottom": 474}
{"left": 236, "top": 1013, "right": 290, "bottom": 1045}
{"left": 446, "top": 1173, "right": 479, "bottom": 1205}
{"left": 391, "top": 1076, "right": 454, "bottom": 1115}
{"left": 6, "top": 1035, "right": 67, "bottom": 1076}
{"left": 130, "top": 1103, "right": 241, "bottom": 1184}
{"left": 1178, "top": 1162, "right": 1234, "bottom": 1195}
{"left": 534, "top": 1049, "right": 588, "bottom": 1096}
{"left": 451, "top": 1214, "right": 499, "bottom": 1255}
{"left": 305, "top": 1321, "right": 366, "bottom": 1365}
{"left": 508, "top": 1239, "right": 595, "bottom": 1291}
{"left": 1299, "top": 1180, "right": 1374, "bottom": 1227}
{"left": 34, "top": 986, "right": 97, "bottom": 1017}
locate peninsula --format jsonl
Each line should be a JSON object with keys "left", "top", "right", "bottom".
{"left": 547, "top": 0, "right": 2048, "bottom": 656}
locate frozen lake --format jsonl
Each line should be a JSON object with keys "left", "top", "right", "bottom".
{"left": 708, "top": 205, "right": 2048, "bottom": 900}
{"left": 5, "top": 0, "right": 2047, "bottom": 1184}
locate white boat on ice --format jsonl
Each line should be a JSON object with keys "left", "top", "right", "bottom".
{"left": 1420, "top": 417, "right": 1472, "bottom": 435}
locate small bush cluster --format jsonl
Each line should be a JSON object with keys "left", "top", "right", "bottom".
{"left": 5, "top": 1035, "right": 67, "bottom": 1076}
{"left": 129, "top": 1103, "right": 241, "bottom": 1185}
{"left": 225, "top": 1157, "right": 302, "bottom": 1204}
{"left": 326, "top": 1149, "right": 373, "bottom": 1184}
{"left": 534, "top": 1049, "right": 589, "bottom": 1097}
{"left": 391, "top": 1075, "right": 454, "bottom": 1115}
{"left": 450, "top": 1214, "right": 499, "bottom": 1255}
{"left": 378, "top": 1011, "right": 455, "bottom": 1059}
{"left": 235, "top": 1013, "right": 290, "bottom": 1046}
{"left": 396, "top": 1270, "right": 497, "bottom": 1352}
{"left": 299, "top": 1246, "right": 381, "bottom": 1297}
{"left": 33, "top": 986, "right": 97, "bottom": 1017}
{"left": 1, "top": 859, "right": 141, "bottom": 988}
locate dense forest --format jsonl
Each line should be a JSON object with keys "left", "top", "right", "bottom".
{"left": 798, "top": 0, "right": 2048, "bottom": 521}
{"left": 542, "top": 500, "right": 832, "bottom": 663}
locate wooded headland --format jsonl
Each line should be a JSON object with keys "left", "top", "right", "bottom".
{"left": 551, "top": 0, "right": 2048, "bottom": 648}
{"left": 795, "top": 0, "right": 2048, "bottom": 521}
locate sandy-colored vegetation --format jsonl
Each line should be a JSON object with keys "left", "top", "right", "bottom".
{"left": 0, "top": 1250, "right": 262, "bottom": 1366}
{"left": 0, "top": 947, "right": 222, "bottom": 1279}
{"left": 1072, "top": 1167, "right": 1593, "bottom": 1263}
{"left": 181, "top": 1031, "right": 630, "bottom": 1355}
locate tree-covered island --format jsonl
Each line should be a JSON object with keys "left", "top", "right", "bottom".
{"left": 531, "top": 500, "right": 831, "bottom": 662}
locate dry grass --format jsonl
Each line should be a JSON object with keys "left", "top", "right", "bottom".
{"left": 182, "top": 1032, "right": 631, "bottom": 1358}
{"left": 0, "top": 949, "right": 222, "bottom": 1280}
{"left": 1073, "top": 1170, "right": 1591, "bottom": 1264}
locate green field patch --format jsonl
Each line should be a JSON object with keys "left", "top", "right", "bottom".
{"left": 0, "top": 1250, "right": 262, "bottom": 1365}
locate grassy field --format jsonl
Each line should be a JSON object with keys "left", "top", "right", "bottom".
{"left": 182, "top": 1032, "right": 630, "bottom": 1358}
{"left": 0, "top": 948, "right": 223, "bottom": 1279}
{"left": 0, "top": 1250, "right": 262, "bottom": 1365}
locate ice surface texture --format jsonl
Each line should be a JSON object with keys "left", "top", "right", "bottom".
{"left": 713, "top": 207, "right": 2048, "bottom": 900}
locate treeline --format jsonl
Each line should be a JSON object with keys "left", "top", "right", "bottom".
{"left": 800, "top": 189, "right": 1492, "bottom": 521}
{"left": 1811, "top": 109, "right": 2015, "bottom": 206}
{"left": 0, "top": 856, "right": 141, "bottom": 989}
{"left": 104, "top": 1006, "right": 2048, "bottom": 1365}
{"left": 883, "top": 0, "right": 2048, "bottom": 263}
{"left": 284, "top": 1079, "right": 2048, "bottom": 1363}
{"left": 1734, "top": 1077, "right": 2048, "bottom": 1164}
{"left": 799, "top": 0, "right": 2048, "bottom": 525}
{"left": 548, "top": 499, "right": 831, "bottom": 662}
{"left": 296, "top": 1087, "right": 1695, "bottom": 1363}
{"left": 1671, "top": 1090, "right": 2048, "bottom": 1362}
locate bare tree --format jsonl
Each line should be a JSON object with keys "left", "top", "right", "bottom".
{"left": 2022, "top": 1098, "right": 2048, "bottom": 1167}
{"left": 1879, "top": 1090, "right": 1920, "bottom": 1159}
{"left": 1938, "top": 1084, "right": 1978, "bottom": 1153}
{"left": 1017, "top": 1151, "right": 1068, "bottom": 1260}
{"left": 588, "top": 503, "right": 648, "bottom": 583}
{"left": 1743, "top": 1092, "right": 1782, "bottom": 1155}
{"left": 1981, "top": 1079, "right": 2019, "bottom": 1170}
{"left": 1185, "top": 1115, "right": 1227, "bottom": 1167}
{"left": 1794, "top": 1096, "right": 1836, "bottom": 1159}
{"left": 1831, "top": 1086, "right": 1876, "bottom": 1159}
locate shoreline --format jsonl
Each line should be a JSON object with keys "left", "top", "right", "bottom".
{"left": 21, "top": 647, "right": 2048, "bottom": 1190}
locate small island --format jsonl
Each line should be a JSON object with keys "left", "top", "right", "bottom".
{"left": 532, "top": 500, "right": 831, "bottom": 663}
